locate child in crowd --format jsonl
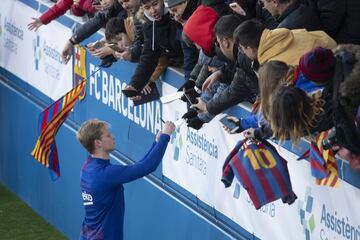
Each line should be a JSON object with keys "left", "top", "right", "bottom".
{"left": 224, "top": 47, "right": 336, "bottom": 138}
{"left": 28, "top": 0, "right": 106, "bottom": 31}
{"left": 122, "top": 0, "right": 183, "bottom": 97}
{"left": 268, "top": 86, "right": 332, "bottom": 144}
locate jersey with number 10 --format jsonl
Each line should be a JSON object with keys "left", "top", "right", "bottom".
{"left": 228, "top": 139, "right": 296, "bottom": 209}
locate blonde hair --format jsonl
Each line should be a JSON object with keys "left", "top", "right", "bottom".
{"left": 269, "top": 86, "right": 324, "bottom": 144}
{"left": 76, "top": 119, "right": 109, "bottom": 154}
{"left": 258, "top": 61, "right": 294, "bottom": 121}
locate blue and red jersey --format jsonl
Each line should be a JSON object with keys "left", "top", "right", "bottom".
{"left": 222, "top": 139, "right": 296, "bottom": 209}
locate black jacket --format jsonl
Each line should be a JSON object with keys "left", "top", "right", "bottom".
{"left": 129, "top": 17, "right": 145, "bottom": 62}
{"left": 301, "top": 0, "right": 345, "bottom": 38}
{"left": 72, "top": 2, "right": 127, "bottom": 44}
{"left": 333, "top": 0, "right": 360, "bottom": 44}
{"left": 277, "top": 1, "right": 322, "bottom": 31}
{"left": 206, "top": 45, "right": 258, "bottom": 115}
{"left": 255, "top": 2, "right": 278, "bottom": 30}
{"left": 129, "top": 11, "right": 183, "bottom": 92}
{"left": 301, "top": 0, "right": 360, "bottom": 44}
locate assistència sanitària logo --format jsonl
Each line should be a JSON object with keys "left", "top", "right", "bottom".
{"left": 33, "top": 33, "right": 41, "bottom": 70}
{"left": 298, "top": 186, "right": 316, "bottom": 240}
{"left": 170, "top": 111, "right": 183, "bottom": 161}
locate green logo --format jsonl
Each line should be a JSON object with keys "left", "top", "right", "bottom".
{"left": 299, "top": 187, "right": 316, "bottom": 240}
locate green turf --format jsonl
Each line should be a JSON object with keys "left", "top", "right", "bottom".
{"left": 0, "top": 184, "right": 67, "bottom": 240}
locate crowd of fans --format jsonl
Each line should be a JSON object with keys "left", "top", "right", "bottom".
{"left": 29, "top": 0, "right": 360, "bottom": 170}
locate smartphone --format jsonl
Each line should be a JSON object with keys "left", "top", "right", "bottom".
{"left": 108, "top": 43, "right": 122, "bottom": 52}
{"left": 122, "top": 89, "right": 139, "bottom": 97}
{"left": 219, "top": 115, "right": 239, "bottom": 132}
{"left": 132, "top": 82, "right": 160, "bottom": 106}
{"left": 184, "top": 93, "right": 200, "bottom": 111}
{"left": 93, "top": 41, "right": 104, "bottom": 49}
{"left": 84, "top": 41, "right": 104, "bottom": 51}
{"left": 183, "top": 93, "right": 198, "bottom": 104}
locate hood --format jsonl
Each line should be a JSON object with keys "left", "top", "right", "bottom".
{"left": 183, "top": 5, "right": 219, "bottom": 56}
{"left": 142, "top": 5, "right": 169, "bottom": 50}
{"left": 258, "top": 28, "right": 294, "bottom": 64}
{"left": 258, "top": 28, "right": 337, "bottom": 65}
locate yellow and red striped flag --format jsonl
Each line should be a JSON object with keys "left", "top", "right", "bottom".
{"left": 31, "top": 79, "right": 86, "bottom": 180}
{"left": 310, "top": 130, "right": 340, "bottom": 187}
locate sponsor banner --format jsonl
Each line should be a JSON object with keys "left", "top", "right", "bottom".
{"left": 0, "top": 0, "right": 72, "bottom": 100}
{"left": 162, "top": 83, "right": 360, "bottom": 240}
{"left": 1, "top": 1, "right": 358, "bottom": 239}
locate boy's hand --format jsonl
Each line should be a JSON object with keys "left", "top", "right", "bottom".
{"left": 61, "top": 40, "right": 73, "bottom": 64}
{"left": 114, "top": 50, "right": 132, "bottom": 61}
{"left": 162, "top": 121, "right": 176, "bottom": 136}
{"left": 191, "top": 98, "right": 207, "bottom": 113}
{"left": 141, "top": 83, "right": 152, "bottom": 95}
{"left": 202, "top": 70, "right": 221, "bottom": 92}
{"left": 243, "top": 128, "right": 255, "bottom": 139}
{"left": 27, "top": 17, "right": 43, "bottom": 31}
{"left": 92, "top": 46, "right": 114, "bottom": 58}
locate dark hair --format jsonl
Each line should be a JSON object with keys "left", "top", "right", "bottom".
{"left": 269, "top": 86, "right": 324, "bottom": 144}
{"left": 141, "top": 0, "right": 160, "bottom": 5}
{"left": 105, "top": 17, "right": 126, "bottom": 41}
{"left": 215, "top": 14, "right": 247, "bottom": 39}
{"left": 233, "top": 19, "right": 265, "bottom": 48}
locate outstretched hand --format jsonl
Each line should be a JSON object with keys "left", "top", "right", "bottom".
{"left": 161, "top": 121, "right": 176, "bottom": 136}
{"left": 190, "top": 98, "right": 207, "bottom": 113}
{"left": 27, "top": 17, "right": 43, "bottom": 31}
{"left": 202, "top": 70, "right": 221, "bottom": 92}
{"left": 61, "top": 40, "right": 73, "bottom": 64}
{"left": 155, "top": 121, "right": 175, "bottom": 141}
{"left": 92, "top": 46, "right": 114, "bottom": 58}
{"left": 243, "top": 128, "right": 255, "bottom": 139}
{"left": 114, "top": 50, "right": 132, "bottom": 61}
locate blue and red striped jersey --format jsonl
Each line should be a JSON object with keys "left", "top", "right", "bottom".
{"left": 223, "top": 139, "right": 296, "bottom": 209}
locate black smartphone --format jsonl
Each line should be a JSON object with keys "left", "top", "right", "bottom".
{"left": 184, "top": 93, "right": 200, "bottom": 111}
{"left": 133, "top": 82, "right": 160, "bottom": 106}
{"left": 184, "top": 93, "right": 199, "bottom": 104}
{"left": 219, "top": 115, "right": 239, "bottom": 132}
{"left": 122, "top": 89, "right": 139, "bottom": 97}
{"left": 84, "top": 41, "right": 104, "bottom": 51}
{"left": 93, "top": 41, "right": 104, "bottom": 49}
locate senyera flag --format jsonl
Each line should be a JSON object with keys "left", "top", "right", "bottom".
{"left": 298, "top": 129, "right": 340, "bottom": 187}
{"left": 31, "top": 79, "right": 86, "bottom": 180}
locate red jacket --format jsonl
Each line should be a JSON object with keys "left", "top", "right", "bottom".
{"left": 39, "top": 0, "right": 96, "bottom": 25}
